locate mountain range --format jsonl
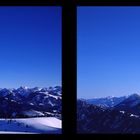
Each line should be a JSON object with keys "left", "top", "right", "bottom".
{"left": 0, "top": 86, "right": 61, "bottom": 119}
{"left": 77, "top": 93, "right": 140, "bottom": 133}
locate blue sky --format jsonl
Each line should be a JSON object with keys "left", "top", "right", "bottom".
{"left": 77, "top": 6, "right": 140, "bottom": 98}
{"left": 0, "top": 6, "right": 61, "bottom": 88}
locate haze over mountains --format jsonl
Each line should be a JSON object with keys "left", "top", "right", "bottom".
{"left": 77, "top": 93, "right": 140, "bottom": 133}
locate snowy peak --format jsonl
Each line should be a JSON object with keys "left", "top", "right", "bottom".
{"left": 16, "top": 86, "right": 31, "bottom": 97}
{"left": 116, "top": 93, "right": 140, "bottom": 106}
{"left": 127, "top": 93, "right": 140, "bottom": 101}
{"left": 84, "top": 93, "right": 140, "bottom": 108}
{"left": 19, "top": 86, "right": 28, "bottom": 89}
{"left": 0, "top": 88, "right": 13, "bottom": 97}
{"left": 85, "top": 95, "right": 127, "bottom": 107}
{"left": 0, "top": 86, "right": 62, "bottom": 118}
{"left": 0, "top": 86, "right": 62, "bottom": 98}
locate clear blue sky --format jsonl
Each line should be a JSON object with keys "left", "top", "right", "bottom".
{"left": 0, "top": 6, "right": 61, "bottom": 88}
{"left": 77, "top": 6, "right": 140, "bottom": 98}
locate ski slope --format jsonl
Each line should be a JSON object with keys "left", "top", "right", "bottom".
{"left": 0, "top": 117, "right": 61, "bottom": 134}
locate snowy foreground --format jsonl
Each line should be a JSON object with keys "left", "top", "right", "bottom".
{"left": 0, "top": 117, "right": 61, "bottom": 134}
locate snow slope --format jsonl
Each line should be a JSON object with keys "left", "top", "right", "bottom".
{"left": 0, "top": 117, "right": 61, "bottom": 134}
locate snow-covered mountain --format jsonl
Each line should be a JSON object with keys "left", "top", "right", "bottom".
{"left": 115, "top": 93, "right": 140, "bottom": 108}
{"left": 114, "top": 93, "right": 140, "bottom": 115}
{"left": 85, "top": 95, "right": 128, "bottom": 107}
{"left": 0, "top": 86, "right": 62, "bottom": 119}
{"left": 77, "top": 93, "right": 140, "bottom": 133}
{"left": 77, "top": 99, "right": 140, "bottom": 133}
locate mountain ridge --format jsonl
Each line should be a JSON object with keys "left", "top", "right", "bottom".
{"left": 81, "top": 93, "right": 140, "bottom": 108}
{"left": 77, "top": 93, "right": 140, "bottom": 133}
{"left": 0, "top": 86, "right": 62, "bottom": 119}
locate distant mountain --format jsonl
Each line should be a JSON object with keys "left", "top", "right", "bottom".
{"left": 114, "top": 93, "right": 140, "bottom": 115}
{"left": 77, "top": 99, "right": 140, "bottom": 133}
{"left": 115, "top": 93, "right": 140, "bottom": 108}
{"left": 0, "top": 86, "right": 62, "bottom": 119}
{"left": 85, "top": 95, "right": 128, "bottom": 108}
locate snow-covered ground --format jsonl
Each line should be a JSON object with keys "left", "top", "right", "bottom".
{"left": 0, "top": 117, "right": 61, "bottom": 134}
